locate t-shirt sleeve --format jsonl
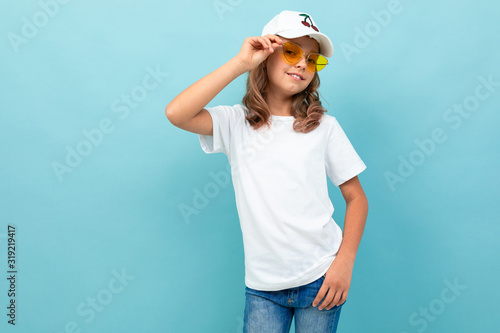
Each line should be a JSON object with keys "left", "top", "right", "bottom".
{"left": 198, "top": 105, "right": 240, "bottom": 155}
{"left": 325, "top": 117, "right": 367, "bottom": 186}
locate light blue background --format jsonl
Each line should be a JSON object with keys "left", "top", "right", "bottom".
{"left": 1, "top": 0, "right": 499, "bottom": 332}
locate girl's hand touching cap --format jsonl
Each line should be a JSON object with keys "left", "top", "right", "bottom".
{"left": 235, "top": 34, "right": 284, "bottom": 72}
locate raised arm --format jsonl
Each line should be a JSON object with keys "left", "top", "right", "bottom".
{"left": 165, "top": 35, "right": 284, "bottom": 135}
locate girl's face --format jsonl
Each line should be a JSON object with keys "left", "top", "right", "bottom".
{"left": 264, "top": 36, "right": 320, "bottom": 98}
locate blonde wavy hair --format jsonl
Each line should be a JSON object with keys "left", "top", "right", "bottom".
{"left": 241, "top": 56, "right": 327, "bottom": 133}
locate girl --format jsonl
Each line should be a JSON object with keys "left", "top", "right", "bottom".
{"left": 166, "top": 10, "right": 368, "bottom": 333}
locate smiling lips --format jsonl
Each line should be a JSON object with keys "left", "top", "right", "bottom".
{"left": 287, "top": 72, "right": 305, "bottom": 81}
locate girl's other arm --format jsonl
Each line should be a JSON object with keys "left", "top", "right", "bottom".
{"left": 336, "top": 175, "right": 368, "bottom": 262}
{"left": 312, "top": 176, "right": 368, "bottom": 310}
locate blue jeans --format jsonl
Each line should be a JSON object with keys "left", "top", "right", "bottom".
{"left": 243, "top": 274, "right": 344, "bottom": 333}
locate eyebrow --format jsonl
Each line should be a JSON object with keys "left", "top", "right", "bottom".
{"left": 283, "top": 39, "right": 320, "bottom": 54}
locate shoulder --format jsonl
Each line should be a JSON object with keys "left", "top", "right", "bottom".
{"left": 205, "top": 104, "right": 247, "bottom": 127}
{"left": 320, "top": 112, "right": 341, "bottom": 122}
{"left": 320, "top": 113, "right": 335, "bottom": 123}
{"left": 319, "top": 113, "right": 353, "bottom": 140}
{"left": 234, "top": 104, "right": 250, "bottom": 116}
{"left": 207, "top": 104, "right": 247, "bottom": 116}
{"left": 319, "top": 113, "right": 339, "bottom": 131}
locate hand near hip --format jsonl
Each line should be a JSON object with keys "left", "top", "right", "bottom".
{"left": 312, "top": 257, "right": 354, "bottom": 310}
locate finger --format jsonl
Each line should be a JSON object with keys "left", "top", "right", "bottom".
{"left": 312, "top": 279, "right": 333, "bottom": 307}
{"left": 263, "top": 34, "right": 285, "bottom": 44}
{"left": 318, "top": 290, "right": 336, "bottom": 310}
{"left": 312, "top": 285, "right": 328, "bottom": 307}
{"left": 332, "top": 289, "right": 349, "bottom": 309}
{"left": 270, "top": 40, "right": 283, "bottom": 50}
{"left": 332, "top": 290, "right": 343, "bottom": 306}
{"left": 337, "top": 291, "right": 348, "bottom": 306}
{"left": 267, "top": 36, "right": 284, "bottom": 50}
{"left": 326, "top": 291, "right": 342, "bottom": 310}
{"left": 261, "top": 36, "right": 273, "bottom": 52}
{"left": 248, "top": 37, "right": 269, "bottom": 50}
{"left": 254, "top": 35, "right": 283, "bottom": 53}
{"left": 264, "top": 35, "right": 283, "bottom": 52}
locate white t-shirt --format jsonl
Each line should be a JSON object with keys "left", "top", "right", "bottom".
{"left": 198, "top": 104, "right": 366, "bottom": 291}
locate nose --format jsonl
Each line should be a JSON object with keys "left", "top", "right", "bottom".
{"left": 295, "top": 55, "right": 308, "bottom": 70}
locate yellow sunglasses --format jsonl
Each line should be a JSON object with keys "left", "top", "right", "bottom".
{"left": 281, "top": 41, "right": 328, "bottom": 72}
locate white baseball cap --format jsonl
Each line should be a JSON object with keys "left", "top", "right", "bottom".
{"left": 261, "top": 10, "right": 334, "bottom": 57}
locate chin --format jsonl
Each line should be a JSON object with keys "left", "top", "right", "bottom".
{"left": 289, "top": 85, "right": 309, "bottom": 95}
{"left": 268, "top": 76, "right": 310, "bottom": 97}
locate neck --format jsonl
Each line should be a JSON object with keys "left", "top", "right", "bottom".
{"left": 265, "top": 89, "right": 294, "bottom": 116}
